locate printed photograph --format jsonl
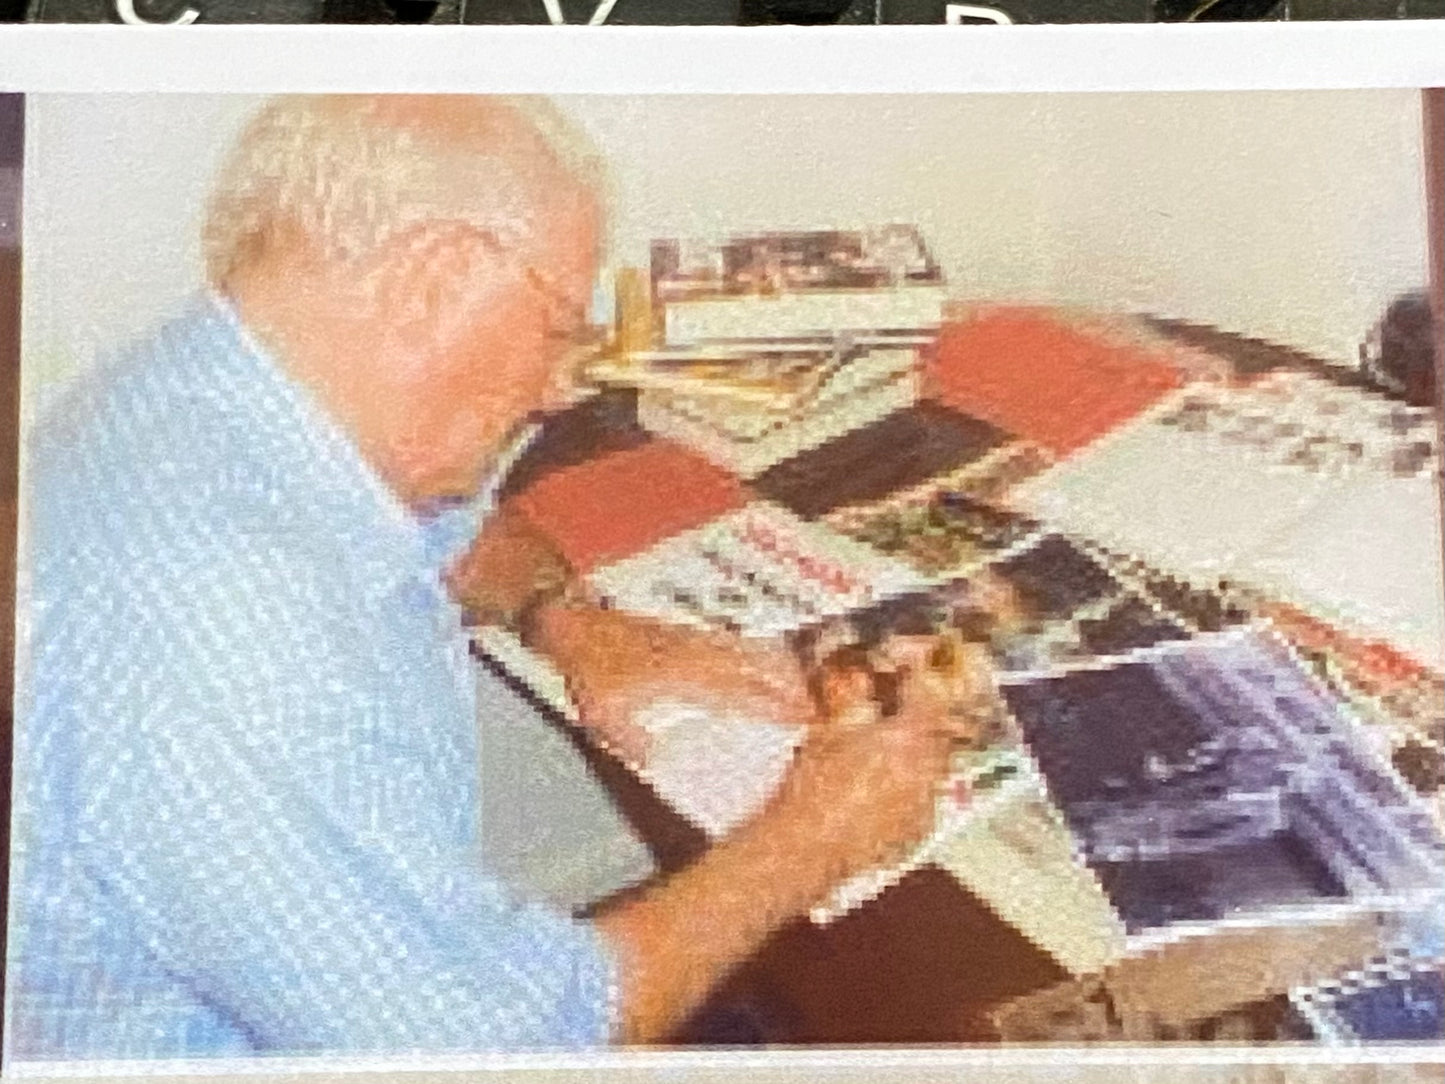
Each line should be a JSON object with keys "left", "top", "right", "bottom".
{"left": 3, "top": 89, "right": 1443, "bottom": 1068}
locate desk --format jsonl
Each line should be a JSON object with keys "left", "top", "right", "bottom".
{"left": 475, "top": 305, "right": 1445, "bottom": 1044}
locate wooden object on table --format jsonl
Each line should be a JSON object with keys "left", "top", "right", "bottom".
{"left": 614, "top": 265, "right": 655, "bottom": 358}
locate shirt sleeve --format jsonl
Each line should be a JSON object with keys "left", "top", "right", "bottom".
{"left": 55, "top": 543, "right": 617, "bottom": 1055}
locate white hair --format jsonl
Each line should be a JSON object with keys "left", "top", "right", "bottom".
{"left": 202, "top": 95, "right": 609, "bottom": 288}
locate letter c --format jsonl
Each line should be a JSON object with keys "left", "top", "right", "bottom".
{"left": 114, "top": 0, "right": 200, "bottom": 24}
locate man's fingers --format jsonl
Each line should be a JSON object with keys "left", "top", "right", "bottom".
{"left": 816, "top": 663, "right": 882, "bottom": 727}
{"left": 887, "top": 638, "right": 1004, "bottom": 745}
{"left": 806, "top": 629, "right": 1007, "bottom": 739}
{"left": 880, "top": 635, "right": 990, "bottom": 697}
{"left": 873, "top": 635, "right": 936, "bottom": 675}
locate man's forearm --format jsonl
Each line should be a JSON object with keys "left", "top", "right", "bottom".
{"left": 521, "top": 599, "right": 818, "bottom": 771}
{"left": 519, "top": 598, "right": 857, "bottom": 1040}
{"left": 592, "top": 782, "right": 843, "bottom": 1045}
{"left": 517, "top": 601, "right": 670, "bottom": 769}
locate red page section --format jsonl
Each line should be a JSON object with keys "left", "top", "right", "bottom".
{"left": 1257, "top": 600, "right": 1438, "bottom": 694}
{"left": 512, "top": 438, "right": 749, "bottom": 574}
{"left": 928, "top": 308, "right": 1186, "bottom": 456}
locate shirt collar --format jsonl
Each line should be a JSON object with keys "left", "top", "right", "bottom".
{"left": 411, "top": 421, "right": 539, "bottom": 573}
{"left": 197, "top": 292, "right": 533, "bottom": 595}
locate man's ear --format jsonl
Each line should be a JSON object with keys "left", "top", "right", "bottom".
{"left": 362, "top": 222, "right": 508, "bottom": 351}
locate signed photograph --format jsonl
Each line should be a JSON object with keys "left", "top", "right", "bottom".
{"left": 1, "top": 72, "right": 1442, "bottom": 1077}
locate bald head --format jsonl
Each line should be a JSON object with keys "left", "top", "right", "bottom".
{"left": 204, "top": 94, "right": 606, "bottom": 289}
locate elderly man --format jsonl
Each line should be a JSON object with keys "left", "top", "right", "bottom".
{"left": 8, "top": 96, "right": 981, "bottom": 1060}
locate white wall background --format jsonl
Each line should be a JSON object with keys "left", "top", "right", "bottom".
{"left": 22, "top": 90, "right": 1431, "bottom": 412}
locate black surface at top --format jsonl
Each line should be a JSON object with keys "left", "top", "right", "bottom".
{"left": 751, "top": 400, "right": 1009, "bottom": 519}
{"left": 500, "top": 388, "right": 650, "bottom": 501}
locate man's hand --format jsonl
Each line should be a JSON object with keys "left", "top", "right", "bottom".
{"left": 595, "top": 634, "right": 1001, "bottom": 1045}
{"left": 776, "top": 635, "right": 992, "bottom": 884}
{"left": 528, "top": 603, "right": 816, "bottom": 767}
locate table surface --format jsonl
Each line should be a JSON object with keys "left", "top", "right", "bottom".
{"left": 473, "top": 306, "right": 1444, "bottom": 1044}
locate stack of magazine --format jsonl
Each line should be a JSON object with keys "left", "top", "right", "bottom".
{"left": 650, "top": 225, "right": 947, "bottom": 344}
{"left": 590, "top": 227, "right": 945, "bottom": 477}
{"left": 624, "top": 338, "right": 923, "bottom": 478}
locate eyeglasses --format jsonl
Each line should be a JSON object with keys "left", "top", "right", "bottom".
{"left": 470, "top": 225, "right": 596, "bottom": 347}
{"left": 522, "top": 267, "right": 597, "bottom": 347}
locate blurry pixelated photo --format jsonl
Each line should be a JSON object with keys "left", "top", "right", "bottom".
{"left": 3, "top": 90, "right": 1443, "bottom": 1069}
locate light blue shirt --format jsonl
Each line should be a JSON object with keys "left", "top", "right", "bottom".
{"left": 5, "top": 295, "right": 616, "bottom": 1062}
